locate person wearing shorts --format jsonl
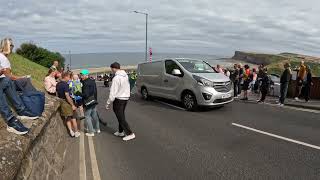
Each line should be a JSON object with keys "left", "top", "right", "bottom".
{"left": 57, "top": 72, "right": 80, "bottom": 138}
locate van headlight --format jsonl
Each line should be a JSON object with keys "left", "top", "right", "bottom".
{"left": 193, "top": 75, "right": 213, "bottom": 87}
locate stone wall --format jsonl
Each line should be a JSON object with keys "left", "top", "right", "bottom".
{"left": 0, "top": 96, "right": 66, "bottom": 180}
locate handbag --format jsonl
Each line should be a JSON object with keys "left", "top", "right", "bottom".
{"left": 83, "top": 95, "right": 98, "bottom": 107}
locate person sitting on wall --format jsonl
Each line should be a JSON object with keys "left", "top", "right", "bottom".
{"left": 50, "top": 60, "right": 62, "bottom": 79}
{"left": 0, "top": 38, "right": 36, "bottom": 92}
{"left": 0, "top": 44, "right": 39, "bottom": 135}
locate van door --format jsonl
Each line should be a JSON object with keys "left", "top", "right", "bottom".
{"left": 161, "top": 60, "right": 184, "bottom": 100}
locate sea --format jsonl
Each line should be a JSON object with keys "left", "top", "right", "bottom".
{"left": 63, "top": 52, "right": 234, "bottom": 69}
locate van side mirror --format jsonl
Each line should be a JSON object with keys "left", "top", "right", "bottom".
{"left": 172, "top": 69, "right": 182, "bottom": 76}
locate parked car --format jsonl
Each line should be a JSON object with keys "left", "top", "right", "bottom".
{"left": 269, "top": 74, "right": 280, "bottom": 97}
{"left": 136, "top": 58, "right": 234, "bottom": 111}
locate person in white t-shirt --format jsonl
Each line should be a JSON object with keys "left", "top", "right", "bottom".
{"left": 0, "top": 37, "right": 39, "bottom": 135}
{"left": 0, "top": 38, "right": 36, "bottom": 91}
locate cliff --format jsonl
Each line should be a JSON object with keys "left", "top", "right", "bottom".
{"left": 232, "top": 51, "right": 320, "bottom": 76}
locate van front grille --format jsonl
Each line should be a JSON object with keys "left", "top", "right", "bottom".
{"left": 213, "top": 81, "right": 232, "bottom": 93}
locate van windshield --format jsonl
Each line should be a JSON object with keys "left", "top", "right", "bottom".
{"left": 177, "top": 60, "right": 216, "bottom": 73}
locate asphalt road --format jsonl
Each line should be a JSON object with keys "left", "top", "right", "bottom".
{"left": 62, "top": 82, "right": 320, "bottom": 180}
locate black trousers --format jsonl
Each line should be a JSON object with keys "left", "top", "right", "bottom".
{"left": 237, "top": 80, "right": 242, "bottom": 95}
{"left": 113, "top": 99, "right": 132, "bottom": 135}
{"left": 233, "top": 81, "right": 238, "bottom": 97}
{"left": 303, "top": 85, "right": 311, "bottom": 102}
{"left": 260, "top": 88, "right": 268, "bottom": 102}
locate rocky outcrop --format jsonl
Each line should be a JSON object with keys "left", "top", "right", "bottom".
{"left": 232, "top": 51, "right": 286, "bottom": 65}
{"left": 0, "top": 96, "right": 66, "bottom": 180}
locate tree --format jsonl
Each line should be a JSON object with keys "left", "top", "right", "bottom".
{"left": 16, "top": 42, "right": 65, "bottom": 69}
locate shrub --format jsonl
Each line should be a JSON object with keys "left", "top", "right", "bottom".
{"left": 16, "top": 42, "right": 65, "bottom": 69}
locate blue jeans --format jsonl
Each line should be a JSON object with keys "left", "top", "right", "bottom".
{"left": 84, "top": 105, "right": 100, "bottom": 133}
{"left": 0, "top": 77, "right": 26, "bottom": 122}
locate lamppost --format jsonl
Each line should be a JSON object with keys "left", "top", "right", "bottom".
{"left": 69, "top": 50, "right": 72, "bottom": 70}
{"left": 133, "top": 11, "right": 148, "bottom": 62}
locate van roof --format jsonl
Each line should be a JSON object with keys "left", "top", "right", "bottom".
{"left": 138, "top": 58, "right": 204, "bottom": 65}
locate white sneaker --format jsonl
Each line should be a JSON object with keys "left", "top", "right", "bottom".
{"left": 294, "top": 97, "right": 299, "bottom": 101}
{"left": 96, "top": 129, "right": 101, "bottom": 134}
{"left": 85, "top": 133, "right": 95, "bottom": 137}
{"left": 74, "top": 131, "right": 81, "bottom": 138}
{"left": 123, "top": 133, "right": 136, "bottom": 141}
{"left": 114, "top": 131, "right": 125, "bottom": 137}
{"left": 70, "top": 130, "right": 75, "bottom": 137}
{"left": 17, "top": 115, "right": 39, "bottom": 120}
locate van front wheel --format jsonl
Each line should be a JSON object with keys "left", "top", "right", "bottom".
{"left": 182, "top": 92, "right": 197, "bottom": 111}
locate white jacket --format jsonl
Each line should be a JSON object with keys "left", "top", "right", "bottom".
{"left": 107, "top": 70, "right": 130, "bottom": 104}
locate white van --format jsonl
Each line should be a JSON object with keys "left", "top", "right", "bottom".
{"left": 136, "top": 58, "right": 233, "bottom": 111}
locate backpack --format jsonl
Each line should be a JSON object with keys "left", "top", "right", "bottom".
{"left": 20, "top": 91, "right": 45, "bottom": 116}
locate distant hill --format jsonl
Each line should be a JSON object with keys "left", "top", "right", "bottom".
{"left": 8, "top": 53, "right": 48, "bottom": 89}
{"left": 232, "top": 51, "right": 320, "bottom": 76}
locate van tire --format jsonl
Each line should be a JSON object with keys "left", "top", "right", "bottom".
{"left": 182, "top": 91, "right": 198, "bottom": 111}
{"left": 141, "top": 87, "right": 150, "bottom": 100}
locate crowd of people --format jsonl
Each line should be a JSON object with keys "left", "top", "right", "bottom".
{"left": 44, "top": 60, "right": 136, "bottom": 141}
{"left": 227, "top": 61, "right": 313, "bottom": 106}
{"left": 0, "top": 38, "right": 135, "bottom": 141}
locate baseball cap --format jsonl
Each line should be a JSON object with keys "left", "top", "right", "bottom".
{"left": 80, "top": 69, "right": 90, "bottom": 75}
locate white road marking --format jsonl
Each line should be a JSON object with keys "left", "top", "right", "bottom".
{"left": 79, "top": 122, "right": 87, "bottom": 180}
{"left": 232, "top": 123, "right": 320, "bottom": 150}
{"left": 263, "top": 102, "right": 320, "bottom": 114}
{"left": 88, "top": 136, "right": 102, "bottom": 180}
{"left": 154, "top": 100, "right": 186, "bottom": 111}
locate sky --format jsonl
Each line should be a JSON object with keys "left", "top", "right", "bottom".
{"left": 0, "top": 0, "right": 319, "bottom": 57}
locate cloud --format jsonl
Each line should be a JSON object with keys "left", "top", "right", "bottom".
{"left": 0, "top": 0, "right": 319, "bottom": 56}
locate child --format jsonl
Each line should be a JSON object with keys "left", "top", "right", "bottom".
{"left": 69, "top": 74, "right": 85, "bottom": 119}
{"left": 241, "top": 65, "right": 251, "bottom": 100}
{"left": 56, "top": 72, "right": 80, "bottom": 137}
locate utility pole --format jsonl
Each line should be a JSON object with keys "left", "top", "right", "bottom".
{"left": 69, "top": 50, "right": 72, "bottom": 70}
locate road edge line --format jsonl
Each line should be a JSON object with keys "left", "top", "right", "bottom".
{"left": 79, "top": 121, "right": 87, "bottom": 180}
{"left": 231, "top": 123, "right": 320, "bottom": 150}
{"left": 88, "top": 136, "right": 102, "bottom": 180}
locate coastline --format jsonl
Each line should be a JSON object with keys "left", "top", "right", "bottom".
{"left": 72, "top": 65, "right": 137, "bottom": 74}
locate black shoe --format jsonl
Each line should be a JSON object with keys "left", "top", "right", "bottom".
{"left": 17, "top": 110, "right": 39, "bottom": 120}
{"left": 99, "top": 118, "right": 107, "bottom": 126}
{"left": 7, "top": 117, "right": 29, "bottom": 135}
{"left": 241, "top": 97, "right": 248, "bottom": 101}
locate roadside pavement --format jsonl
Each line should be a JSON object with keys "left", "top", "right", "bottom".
{"left": 237, "top": 93, "right": 320, "bottom": 110}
